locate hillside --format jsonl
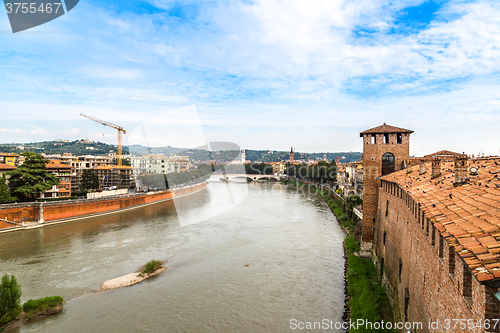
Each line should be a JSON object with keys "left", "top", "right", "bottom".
{"left": 0, "top": 140, "right": 362, "bottom": 163}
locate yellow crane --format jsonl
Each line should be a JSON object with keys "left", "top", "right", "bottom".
{"left": 80, "top": 113, "right": 127, "bottom": 165}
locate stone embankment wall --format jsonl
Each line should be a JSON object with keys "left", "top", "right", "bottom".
{"left": 0, "top": 182, "right": 207, "bottom": 232}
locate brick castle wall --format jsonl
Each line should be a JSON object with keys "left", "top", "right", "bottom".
{"left": 374, "top": 180, "right": 499, "bottom": 332}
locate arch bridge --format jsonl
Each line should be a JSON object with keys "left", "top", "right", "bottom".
{"left": 220, "top": 174, "right": 281, "bottom": 182}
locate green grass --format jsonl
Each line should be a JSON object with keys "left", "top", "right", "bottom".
{"left": 321, "top": 191, "right": 394, "bottom": 332}
{"left": 141, "top": 260, "right": 163, "bottom": 275}
{"left": 22, "top": 296, "right": 63, "bottom": 321}
{"left": 347, "top": 252, "right": 394, "bottom": 332}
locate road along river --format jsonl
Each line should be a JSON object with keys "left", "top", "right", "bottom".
{"left": 0, "top": 181, "right": 346, "bottom": 332}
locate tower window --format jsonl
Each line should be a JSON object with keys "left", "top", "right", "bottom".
{"left": 371, "top": 134, "right": 376, "bottom": 144}
{"left": 384, "top": 133, "right": 389, "bottom": 144}
{"left": 399, "top": 258, "right": 403, "bottom": 282}
{"left": 382, "top": 152, "right": 395, "bottom": 175}
{"left": 397, "top": 133, "right": 402, "bottom": 144}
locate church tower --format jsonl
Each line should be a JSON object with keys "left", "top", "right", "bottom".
{"left": 241, "top": 149, "right": 246, "bottom": 164}
{"left": 360, "top": 123, "right": 413, "bottom": 242}
{"left": 290, "top": 147, "right": 294, "bottom": 163}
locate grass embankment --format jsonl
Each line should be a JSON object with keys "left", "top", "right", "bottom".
{"left": 282, "top": 180, "right": 394, "bottom": 331}
{"left": 22, "top": 296, "right": 64, "bottom": 321}
{"left": 323, "top": 196, "right": 394, "bottom": 333}
{"left": 0, "top": 296, "right": 63, "bottom": 331}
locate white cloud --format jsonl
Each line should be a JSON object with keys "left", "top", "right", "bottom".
{"left": 29, "top": 128, "right": 49, "bottom": 136}
{"left": 63, "top": 128, "right": 82, "bottom": 136}
{"left": 0, "top": 128, "right": 26, "bottom": 134}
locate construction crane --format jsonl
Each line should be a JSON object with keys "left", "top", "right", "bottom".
{"left": 80, "top": 113, "right": 126, "bottom": 165}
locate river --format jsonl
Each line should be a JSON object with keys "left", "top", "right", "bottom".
{"left": 0, "top": 181, "right": 346, "bottom": 332}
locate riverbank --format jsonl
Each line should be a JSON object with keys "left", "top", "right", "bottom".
{"left": 0, "top": 182, "right": 208, "bottom": 234}
{"left": 1, "top": 297, "right": 64, "bottom": 332}
{"left": 101, "top": 260, "right": 167, "bottom": 291}
{"left": 282, "top": 179, "right": 394, "bottom": 332}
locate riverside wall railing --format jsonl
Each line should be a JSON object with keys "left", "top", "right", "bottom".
{"left": 0, "top": 181, "right": 208, "bottom": 233}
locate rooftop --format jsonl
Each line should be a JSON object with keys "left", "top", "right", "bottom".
{"left": 46, "top": 160, "right": 71, "bottom": 169}
{"left": 95, "top": 165, "right": 132, "bottom": 170}
{"left": 424, "top": 150, "right": 461, "bottom": 160}
{"left": 381, "top": 157, "right": 500, "bottom": 282}
{"left": 0, "top": 163, "right": 16, "bottom": 170}
{"left": 360, "top": 123, "right": 413, "bottom": 137}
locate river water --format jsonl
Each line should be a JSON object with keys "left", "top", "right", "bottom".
{"left": 0, "top": 181, "right": 346, "bottom": 332}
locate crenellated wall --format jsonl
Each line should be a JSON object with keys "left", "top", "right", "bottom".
{"left": 374, "top": 180, "right": 500, "bottom": 332}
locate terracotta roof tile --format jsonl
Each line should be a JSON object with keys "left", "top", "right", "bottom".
{"left": 381, "top": 157, "right": 500, "bottom": 282}
{"left": 360, "top": 123, "right": 413, "bottom": 136}
{"left": 0, "top": 163, "right": 16, "bottom": 170}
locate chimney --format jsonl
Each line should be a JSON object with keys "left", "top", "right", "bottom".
{"left": 431, "top": 158, "right": 441, "bottom": 179}
{"left": 454, "top": 154, "right": 469, "bottom": 186}
{"left": 419, "top": 159, "right": 426, "bottom": 175}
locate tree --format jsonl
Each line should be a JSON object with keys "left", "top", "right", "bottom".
{"left": 345, "top": 195, "right": 363, "bottom": 219}
{"left": 0, "top": 174, "right": 15, "bottom": 204}
{"left": 0, "top": 274, "right": 22, "bottom": 326}
{"left": 81, "top": 169, "right": 99, "bottom": 190}
{"left": 7, "top": 152, "right": 60, "bottom": 201}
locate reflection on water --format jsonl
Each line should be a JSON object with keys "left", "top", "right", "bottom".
{"left": 0, "top": 182, "right": 346, "bottom": 333}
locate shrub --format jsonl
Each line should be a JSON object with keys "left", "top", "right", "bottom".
{"left": 22, "top": 296, "right": 63, "bottom": 320}
{"left": 22, "top": 296, "right": 63, "bottom": 313}
{"left": 141, "top": 260, "right": 163, "bottom": 275}
{"left": 0, "top": 274, "right": 22, "bottom": 326}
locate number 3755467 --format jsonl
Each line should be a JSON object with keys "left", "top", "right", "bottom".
{"left": 5, "top": 3, "right": 62, "bottom": 14}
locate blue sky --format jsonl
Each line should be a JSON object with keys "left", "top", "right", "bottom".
{"left": 1, "top": 0, "right": 500, "bottom": 156}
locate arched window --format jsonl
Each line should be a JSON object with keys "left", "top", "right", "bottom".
{"left": 382, "top": 152, "right": 395, "bottom": 175}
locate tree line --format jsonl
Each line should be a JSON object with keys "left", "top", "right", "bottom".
{"left": 136, "top": 164, "right": 212, "bottom": 190}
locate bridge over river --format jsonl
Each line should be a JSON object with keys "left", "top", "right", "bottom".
{"left": 215, "top": 173, "right": 282, "bottom": 181}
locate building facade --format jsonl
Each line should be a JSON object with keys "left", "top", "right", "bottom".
{"left": 94, "top": 165, "right": 134, "bottom": 190}
{"left": 44, "top": 154, "right": 113, "bottom": 192}
{"left": 38, "top": 160, "right": 73, "bottom": 199}
{"left": 337, "top": 161, "right": 363, "bottom": 198}
{"left": 130, "top": 155, "right": 189, "bottom": 175}
{"left": 0, "top": 153, "right": 21, "bottom": 167}
{"left": 360, "top": 123, "right": 413, "bottom": 242}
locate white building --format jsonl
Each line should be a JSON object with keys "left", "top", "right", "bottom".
{"left": 130, "top": 155, "right": 188, "bottom": 175}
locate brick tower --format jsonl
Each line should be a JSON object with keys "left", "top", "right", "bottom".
{"left": 360, "top": 123, "right": 413, "bottom": 242}
{"left": 290, "top": 147, "right": 294, "bottom": 163}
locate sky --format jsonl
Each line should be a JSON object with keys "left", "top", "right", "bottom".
{"left": 1, "top": 0, "right": 500, "bottom": 156}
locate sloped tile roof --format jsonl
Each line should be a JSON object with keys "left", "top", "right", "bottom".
{"left": 360, "top": 123, "right": 413, "bottom": 136}
{"left": 46, "top": 160, "right": 71, "bottom": 169}
{"left": 94, "top": 165, "right": 132, "bottom": 170}
{"left": 381, "top": 157, "right": 500, "bottom": 282}
{"left": 0, "top": 163, "right": 16, "bottom": 170}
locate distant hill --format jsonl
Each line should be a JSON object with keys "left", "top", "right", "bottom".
{"left": 0, "top": 140, "right": 122, "bottom": 156}
{"left": 0, "top": 140, "right": 362, "bottom": 163}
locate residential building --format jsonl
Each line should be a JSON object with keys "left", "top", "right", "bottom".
{"left": 94, "top": 165, "right": 134, "bottom": 190}
{"left": 38, "top": 160, "right": 73, "bottom": 199}
{"left": 0, "top": 153, "right": 20, "bottom": 167}
{"left": 130, "top": 154, "right": 189, "bottom": 175}
{"left": 45, "top": 154, "right": 113, "bottom": 192}
{"left": 338, "top": 161, "right": 363, "bottom": 198}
